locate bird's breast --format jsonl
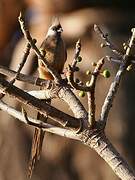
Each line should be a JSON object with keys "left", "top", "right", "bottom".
{"left": 39, "top": 34, "right": 66, "bottom": 75}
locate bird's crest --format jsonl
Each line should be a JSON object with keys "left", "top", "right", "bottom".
{"left": 51, "top": 16, "right": 61, "bottom": 27}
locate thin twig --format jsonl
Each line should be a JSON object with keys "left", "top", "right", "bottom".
{"left": 106, "top": 56, "right": 122, "bottom": 64}
{"left": 11, "top": 42, "right": 31, "bottom": 83}
{"left": 94, "top": 24, "right": 123, "bottom": 58}
{"left": 100, "top": 64, "right": 125, "bottom": 125}
{"left": 67, "top": 65, "right": 92, "bottom": 91}
{"left": 100, "top": 27, "right": 135, "bottom": 127}
{"left": 67, "top": 40, "right": 87, "bottom": 90}
{"left": 87, "top": 58, "right": 104, "bottom": 127}
{"left": 0, "top": 42, "right": 31, "bottom": 99}
{"left": 18, "top": 12, "right": 61, "bottom": 83}
{"left": 67, "top": 58, "right": 104, "bottom": 92}
{"left": 71, "top": 39, "right": 81, "bottom": 70}
{"left": 126, "top": 28, "right": 135, "bottom": 56}
{"left": 87, "top": 91, "right": 95, "bottom": 127}
{"left": 107, "top": 56, "right": 135, "bottom": 65}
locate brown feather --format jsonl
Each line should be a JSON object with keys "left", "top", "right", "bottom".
{"left": 27, "top": 113, "right": 46, "bottom": 179}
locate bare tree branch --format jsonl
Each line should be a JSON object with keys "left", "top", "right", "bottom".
{"left": 0, "top": 65, "right": 87, "bottom": 126}
{"left": 71, "top": 39, "right": 81, "bottom": 70}
{"left": 0, "top": 42, "right": 31, "bottom": 100}
{"left": 0, "top": 65, "right": 54, "bottom": 87}
{"left": 0, "top": 15, "right": 135, "bottom": 180}
{"left": 0, "top": 77, "right": 82, "bottom": 131}
{"left": 81, "top": 129, "right": 135, "bottom": 180}
{"left": 94, "top": 24, "right": 123, "bottom": 58}
{"left": 126, "top": 28, "right": 135, "bottom": 56}
{"left": 0, "top": 100, "right": 79, "bottom": 140}
{"left": 27, "top": 89, "right": 57, "bottom": 99}
{"left": 11, "top": 42, "right": 31, "bottom": 84}
{"left": 87, "top": 58, "right": 104, "bottom": 127}
{"left": 58, "top": 86, "right": 88, "bottom": 127}
{"left": 100, "top": 28, "right": 135, "bottom": 127}
{"left": 100, "top": 62, "right": 126, "bottom": 126}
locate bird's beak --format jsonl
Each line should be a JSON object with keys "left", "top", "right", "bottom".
{"left": 57, "top": 27, "right": 63, "bottom": 33}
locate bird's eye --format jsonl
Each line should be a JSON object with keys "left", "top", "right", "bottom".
{"left": 52, "top": 26, "right": 57, "bottom": 31}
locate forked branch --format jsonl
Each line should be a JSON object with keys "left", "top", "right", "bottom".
{"left": 0, "top": 16, "right": 134, "bottom": 180}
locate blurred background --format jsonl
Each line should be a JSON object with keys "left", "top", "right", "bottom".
{"left": 0, "top": 0, "right": 135, "bottom": 179}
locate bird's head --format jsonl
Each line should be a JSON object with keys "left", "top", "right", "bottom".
{"left": 46, "top": 17, "right": 63, "bottom": 36}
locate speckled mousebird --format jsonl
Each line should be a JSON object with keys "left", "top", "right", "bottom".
{"left": 28, "top": 17, "right": 67, "bottom": 178}
{"left": 38, "top": 17, "right": 67, "bottom": 80}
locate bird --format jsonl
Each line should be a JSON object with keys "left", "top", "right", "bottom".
{"left": 27, "top": 17, "right": 67, "bottom": 178}
{"left": 38, "top": 17, "right": 67, "bottom": 80}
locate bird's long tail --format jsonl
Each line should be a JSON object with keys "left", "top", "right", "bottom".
{"left": 27, "top": 100, "right": 50, "bottom": 179}
{"left": 27, "top": 126, "right": 45, "bottom": 178}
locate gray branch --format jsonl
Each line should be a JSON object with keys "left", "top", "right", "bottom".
{"left": 100, "top": 28, "right": 135, "bottom": 127}
{"left": 0, "top": 65, "right": 51, "bottom": 87}
{"left": 81, "top": 130, "right": 135, "bottom": 180}
{"left": 0, "top": 19, "right": 135, "bottom": 180}
{"left": 0, "top": 100, "right": 79, "bottom": 140}
{"left": 0, "top": 77, "right": 81, "bottom": 131}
